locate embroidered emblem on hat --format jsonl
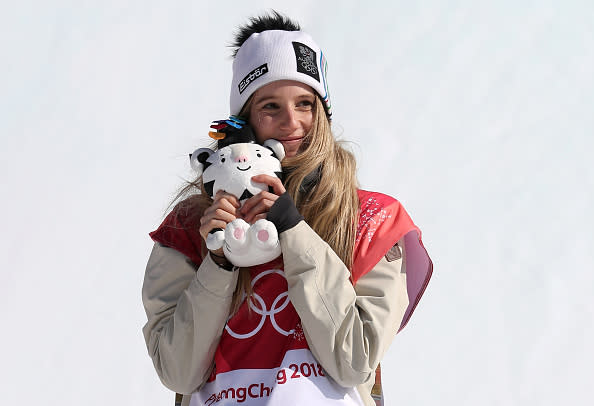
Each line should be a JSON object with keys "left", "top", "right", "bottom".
{"left": 238, "top": 63, "right": 269, "bottom": 94}
{"left": 292, "top": 42, "right": 319, "bottom": 82}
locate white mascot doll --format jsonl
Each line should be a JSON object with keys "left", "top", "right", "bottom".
{"left": 189, "top": 116, "right": 285, "bottom": 267}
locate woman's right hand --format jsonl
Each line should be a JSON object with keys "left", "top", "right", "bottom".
{"left": 199, "top": 191, "right": 241, "bottom": 252}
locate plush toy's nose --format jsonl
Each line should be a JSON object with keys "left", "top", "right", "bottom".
{"left": 230, "top": 144, "right": 250, "bottom": 163}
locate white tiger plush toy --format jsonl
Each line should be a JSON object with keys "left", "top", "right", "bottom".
{"left": 189, "top": 116, "right": 285, "bottom": 267}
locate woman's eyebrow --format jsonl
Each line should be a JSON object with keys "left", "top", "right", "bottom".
{"left": 254, "top": 93, "right": 314, "bottom": 105}
{"left": 296, "top": 93, "right": 315, "bottom": 100}
{"left": 253, "top": 95, "right": 276, "bottom": 105}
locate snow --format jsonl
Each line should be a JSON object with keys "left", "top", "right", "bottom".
{"left": 1, "top": 1, "right": 592, "bottom": 404}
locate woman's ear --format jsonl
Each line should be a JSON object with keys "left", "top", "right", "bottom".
{"left": 263, "top": 139, "right": 286, "bottom": 161}
{"left": 189, "top": 148, "right": 214, "bottom": 174}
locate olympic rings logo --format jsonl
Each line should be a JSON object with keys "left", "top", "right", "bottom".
{"left": 225, "top": 270, "right": 295, "bottom": 340}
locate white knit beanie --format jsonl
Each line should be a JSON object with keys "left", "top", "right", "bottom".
{"left": 230, "top": 30, "right": 332, "bottom": 117}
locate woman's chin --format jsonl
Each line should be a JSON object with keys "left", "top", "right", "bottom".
{"left": 279, "top": 140, "right": 303, "bottom": 157}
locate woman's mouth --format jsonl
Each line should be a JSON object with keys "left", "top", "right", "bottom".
{"left": 275, "top": 136, "right": 305, "bottom": 157}
{"left": 277, "top": 136, "right": 304, "bottom": 144}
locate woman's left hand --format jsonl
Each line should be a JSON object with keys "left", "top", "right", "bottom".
{"left": 240, "top": 174, "right": 286, "bottom": 224}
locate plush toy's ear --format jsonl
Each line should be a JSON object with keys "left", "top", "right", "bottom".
{"left": 263, "top": 139, "right": 286, "bottom": 161}
{"left": 189, "top": 148, "right": 214, "bottom": 174}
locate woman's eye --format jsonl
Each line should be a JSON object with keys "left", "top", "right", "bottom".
{"left": 297, "top": 100, "right": 314, "bottom": 109}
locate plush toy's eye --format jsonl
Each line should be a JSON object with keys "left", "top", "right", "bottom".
{"left": 255, "top": 149, "right": 261, "bottom": 158}
{"left": 257, "top": 153, "right": 261, "bottom": 158}
{"left": 220, "top": 154, "right": 226, "bottom": 163}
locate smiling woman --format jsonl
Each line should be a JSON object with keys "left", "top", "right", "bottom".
{"left": 141, "top": 10, "right": 433, "bottom": 406}
{"left": 246, "top": 80, "right": 315, "bottom": 158}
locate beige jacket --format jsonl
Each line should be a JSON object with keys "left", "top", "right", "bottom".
{"left": 142, "top": 220, "right": 408, "bottom": 406}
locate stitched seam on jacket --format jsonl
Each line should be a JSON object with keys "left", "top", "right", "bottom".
{"left": 307, "top": 243, "right": 338, "bottom": 329}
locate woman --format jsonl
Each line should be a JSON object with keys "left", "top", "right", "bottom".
{"left": 142, "top": 11, "right": 432, "bottom": 406}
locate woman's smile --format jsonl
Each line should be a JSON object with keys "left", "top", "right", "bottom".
{"left": 248, "top": 80, "right": 315, "bottom": 158}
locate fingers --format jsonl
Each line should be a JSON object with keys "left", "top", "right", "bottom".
{"left": 253, "top": 213, "right": 268, "bottom": 222}
{"left": 214, "top": 190, "right": 241, "bottom": 210}
{"left": 251, "top": 174, "right": 286, "bottom": 195}
{"left": 239, "top": 175, "right": 286, "bottom": 224}
{"left": 240, "top": 190, "right": 279, "bottom": 224}
{"left": 202, "top": 200, "right": 239, "bottom": 222}
{"left": 199, "top": 191, "right": 241, "bottom": 241}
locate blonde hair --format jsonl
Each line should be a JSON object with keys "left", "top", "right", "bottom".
{"left": 171, "top": 95, "right": 359, "bottom": 313}
{"left": 241, "top": 96, "right": 359, "bottom": 269}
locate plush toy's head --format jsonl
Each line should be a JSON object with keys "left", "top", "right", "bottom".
{"left": 189, "top": 117, "right": 285, "bottom": 202}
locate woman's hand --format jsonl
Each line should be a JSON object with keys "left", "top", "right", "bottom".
{"left": 199, "top": 191, "right": 241, "bottom": 253}
{"left": 240, "top": 174, "right": 286, "bottom": 224}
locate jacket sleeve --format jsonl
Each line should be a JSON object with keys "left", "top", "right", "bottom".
{"left": 280, "top": 221, "right": 409, "bottom": 387}
{"left": 141, "top": 243, "right": 238, "bottom": 394}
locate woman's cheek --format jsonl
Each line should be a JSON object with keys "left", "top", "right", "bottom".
{"left": 252, "top": 114, "right": 275, "bottom": 143}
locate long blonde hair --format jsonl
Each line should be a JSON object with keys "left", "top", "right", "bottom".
{"left": 171, "top": 95, "right": 359, "bottom": 313}
{"left": 242, "top": 96, "right": 360, "bottom": 269}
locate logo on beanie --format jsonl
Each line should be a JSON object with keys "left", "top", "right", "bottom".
{"left": 239, "top": 63, "right": 269, "bottom": 94}
{"left": 292, "top": 42, "right": 319, "bottom": 82}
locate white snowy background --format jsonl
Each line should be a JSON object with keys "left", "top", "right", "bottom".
{"left": 1, "top": 1, "right": 592, "bottom": 405}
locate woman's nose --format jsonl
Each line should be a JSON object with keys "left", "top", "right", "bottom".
{"left": 279, "top": 107, "right": 299, "bottom": 130}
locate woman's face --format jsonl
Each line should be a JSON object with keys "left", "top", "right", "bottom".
{"left": 248, "top": 80, "right": 315, "bottom": 158}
